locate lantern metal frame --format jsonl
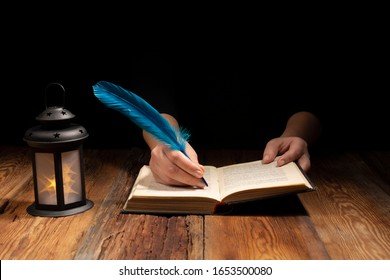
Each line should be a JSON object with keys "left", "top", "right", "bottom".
{"left": 24, "top": 83, "right": 93, "bottom": 217}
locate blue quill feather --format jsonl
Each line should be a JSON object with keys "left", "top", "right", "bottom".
{"left": 92, "top": 80, "right": 189, "bottom": 152}
{"left": 92, "top": 81, "right": 208, "bottom": 186}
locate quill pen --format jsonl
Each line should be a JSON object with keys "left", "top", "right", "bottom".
{"left": 92, "top": 81, "right": 208, "bottom": 186}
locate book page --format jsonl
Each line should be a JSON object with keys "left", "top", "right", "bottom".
{"left": 217, "top": 159, "right": 311, "bottom": 199}
{"left": 129, "top": 165, "right": 221, "bottom": 201}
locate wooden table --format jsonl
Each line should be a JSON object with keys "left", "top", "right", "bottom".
{"left": 1, "top": 145, "right": 389, "bottom": 260}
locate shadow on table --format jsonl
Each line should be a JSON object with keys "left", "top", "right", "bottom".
{"left": 216, "top": 194, "right": 307, "bottom": 216}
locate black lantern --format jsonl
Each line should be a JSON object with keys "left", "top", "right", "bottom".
{"left": 23, "top": 83, "right": 93, "bottom": 217}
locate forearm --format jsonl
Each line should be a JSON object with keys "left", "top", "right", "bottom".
{"left": 281, "top": 111, "right": 321, "bottom": 146}
{"left": 142, "top": 113, "right": 180, "bottom": 150}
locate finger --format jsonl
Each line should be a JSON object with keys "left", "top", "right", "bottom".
{"left": 297, "top": 154, "right": 311, "bottom": 172}
{"left": 165, "top": 148, "right": 205, "bottom": 178}
{"left": 277, "top": 146, "right": 305, "bottom": 166}
{"left": 262, "top": 139, "right": 281, "bottom": 163}
{"left": 277, "top": 146, "right": 310, "bottom": 171}
{"left": 154, "top": 162, "right": 206, "bottom": 188}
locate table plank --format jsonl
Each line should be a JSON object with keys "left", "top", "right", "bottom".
{"left": 204, "top": 195, "right": 330, "bottom": 259}
{"left": 299, "top": 151, "right": 390, "bottom": 259}
{"left": 0, "top": 149, "right": 132, "bottom": 259}
{"left": 75, "top": 214, "right": 203, "bottom": 260}
{"left": 0, "top": 146, "right": 32, "bottom": 211}
{"left": 2, "top": 146, "right": 389, "bottom": 260}
{"left": 359, "top": 149, "right": 390, "bottom": 195}
{"left": 74, "top": 148, "right": 203, "bottom": 260}
{"left": 199, "top": 149, "right": 330, "bottom": 259}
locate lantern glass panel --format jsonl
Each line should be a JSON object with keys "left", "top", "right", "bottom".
{"left": 62, "top": 150, "right": 83, "bottom": 204}
{"left": 35, "top": 153, "right": 57, "bottom": 205}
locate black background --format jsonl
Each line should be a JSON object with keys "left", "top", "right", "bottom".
{"left": 1, "top": 9, "right": 388, "bottom": 152}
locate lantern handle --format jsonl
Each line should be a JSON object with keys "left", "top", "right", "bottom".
{"left": 44, "top": 82, "right": 66, "bottom": 109}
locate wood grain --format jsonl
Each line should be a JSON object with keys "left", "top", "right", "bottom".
{"left": 74, "top": 148, "right": 204, "bottom": 260}
{"left": 0, "top": 146, "right": 32, "bottom": 205}
{"left": 359, "top": 149, "right": 390, "bottom": 195}
{"left": 0, "top": 149, "right": 133, "bottom": 259}
{"left": 205, "top": 205, "right": 329, "bottom": 260}
{"left": 299, "top": 151, "right": 390, "bottom": 259}
{"left": 1, "top": 146, "right": 390, "bottom": 260}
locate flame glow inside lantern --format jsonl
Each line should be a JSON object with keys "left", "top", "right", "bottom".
{"left": 23, "top": 83, "right": 93, "bottom": 217}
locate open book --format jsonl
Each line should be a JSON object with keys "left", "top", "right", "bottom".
{"left": 123, "top": 159, "right": 316, "bottom": 214}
